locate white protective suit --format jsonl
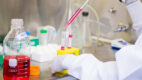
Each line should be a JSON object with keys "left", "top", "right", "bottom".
{"left": 52, "top": 0, "right": 142, "bottom": 80}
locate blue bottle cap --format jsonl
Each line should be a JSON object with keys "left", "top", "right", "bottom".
{"left": 26, "top": 32, "right": 30, "bottom": 36}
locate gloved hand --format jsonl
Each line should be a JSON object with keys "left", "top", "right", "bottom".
{"left": 51, "top": 55, "right": 78, "bottom": 73}
{"left": 119, "top": 0, "right": 138, "bottom": 5}
{"left": 51, "top": 55, "right": 67, "bottom": 73}
{"left": 51, "top": 54, "right": 103, "bottom": 79}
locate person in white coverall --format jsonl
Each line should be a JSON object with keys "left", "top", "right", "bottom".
{"left": 52, "top": 0, "right": 142, "bottom": 80}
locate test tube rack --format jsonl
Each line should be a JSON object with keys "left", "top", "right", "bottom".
{"left": 54, "top": 47, "right": 79, "bottom": 77}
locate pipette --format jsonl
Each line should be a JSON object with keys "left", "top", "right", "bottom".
{"left": 64, "top": 0, "right": 89, "bottom": 29}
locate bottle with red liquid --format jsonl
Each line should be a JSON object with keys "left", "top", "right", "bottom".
{"left": 3, "top": 19, "right": 31, "bottom": 80}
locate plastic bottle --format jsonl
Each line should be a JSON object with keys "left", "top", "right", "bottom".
{"left": 46, "top": 26, "right": 57, "bottom": 43}
{"left": 37, "top": 26, "right": 56, "bottom": 44}
{"left": 3, "top": 19, "right": 31, "bottom": 80}
{"left": 39, "top": 29, "right": 48, "bottom": 45}
{"left": 82, "top": 11, "right": 92, "bottom": 47}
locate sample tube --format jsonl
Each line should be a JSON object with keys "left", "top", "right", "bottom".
{"left": 68, "top": 34, "right": 72, "bottom": 49}
{"left": 61, "top": 32, "right": 66, "bottom": 50}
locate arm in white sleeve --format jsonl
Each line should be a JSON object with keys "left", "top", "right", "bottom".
{"left": 52, "top": 54, "right": 118, "bottom": 80}
{"left": 127, "top": 0, "right": 142, "bottom": 36}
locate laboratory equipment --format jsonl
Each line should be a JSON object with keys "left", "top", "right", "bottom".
{"left": 39, "top": 29, "right": 48, "bottom": 45}
{"left": 3, "top": 56, "right": 30, "bottom": 80}
{"left": 115, "top": 22, "right": 129, "bottom": 32}
{"left": 37, "top": 26, "right": 57, "bottom": 44}
{"left": 69, "top": 21, "right": 83, "bottom": 49}
{"left": 34, "top": 26, "right": 59, "bottom": 62}
{"left": 67, "top": 34, "right": 73, "bottom": 48}
{"left": 62, "top": 0, "right": 89, "bottom": 49}
{"left": 3, "top": 19, "right": 31, "bottom": 80}
{"left": 46, "top": 26, "right": 57, "bottom": 43}
{"left": 30, "top": 66, "right": 40, "bottom": 76}
{"left": 57, "top": 47, "right": 79, "bottom": 56}
{"left": 56, "top": 0, "right": 90, "bottom": 49}
{"left": 16, "top": 32, "right": 30, "bottom": 41}
{"left": 82, "top": 11, "right": 92, "bottom": 47}
{"left": 30, "top": 38, "right": 39, "bottom": 47}
{"left": 111, "top": 39, "right": 131, "bottom": 51}
{"left": 37, "top": 27, "right": 47, "bottom": 39}
{"left": 64, "top": 0, "right": 89, "bottom": 29}
{"left": 61, "top": 32, "right": 66, "bottom": 50}
{"left": 31, "top": 44, "right": 60, "bottom": 62}
{"left": 55, "top": 32, "right": 79, "bottom": 77}
{"left": 54, "top": 47, "right": 79, "bottom": 77}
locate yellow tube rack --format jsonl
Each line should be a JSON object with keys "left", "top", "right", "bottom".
{"left": 54, "top": 47, "right": 79, "bottom": 77}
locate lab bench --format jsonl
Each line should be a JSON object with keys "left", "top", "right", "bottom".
{"left": 0, "top": 61, "right": 78, "bottom": 80}
{"left": 0, "top": 43, "right": 115, "bottom": 80}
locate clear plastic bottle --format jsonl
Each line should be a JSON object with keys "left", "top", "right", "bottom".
{"left": 39, "top": 29, "right": 48, "bottom": 45}
{"left": 82, "top": 12, "right": 92, "bottom": 47}
{"left": 46, "top": 26, "right": 57, "bottom": 43}
{"left": 3, "top": 19, "right": 31, "bottom": 80}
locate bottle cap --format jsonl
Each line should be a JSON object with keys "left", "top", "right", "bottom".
{"left": 11, "top": 19, "right": 24, "bottom": 26}
{"left": 26, "top": 32, "right": 30, "bottom": 36}
{"left": 40, "top": 29, "right": 47, "bottom": 34}
{"left": 82, "top": 12, "right": 89, "bottom": 16}
{"left": 30, "top": 66, "right": 40, "bottom": 76}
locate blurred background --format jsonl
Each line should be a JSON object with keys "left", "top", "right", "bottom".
{"left": 0, "top": 0, "right": 137, "bottom": 43}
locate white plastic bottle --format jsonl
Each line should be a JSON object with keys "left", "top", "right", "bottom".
{"left": 39, "top": 29, "right": 48, "bottom": 45}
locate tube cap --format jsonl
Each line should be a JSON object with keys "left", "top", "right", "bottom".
{"left": 40, "top": 29, "right": 47, "bottom": 34}
{"left": 82, "top": 12, "right": 89, "bottom": 16}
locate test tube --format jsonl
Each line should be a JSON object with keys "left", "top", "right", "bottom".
{"left": 61, "top": 32, "right": 66, "bottom": 50}
{"left": 68, "top": 34, "right": 72, "bottom": 49}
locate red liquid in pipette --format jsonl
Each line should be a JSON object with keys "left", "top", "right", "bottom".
{"left": 65, "top": 8, "right": 83, "bottom": 29}
{"left": 3, "top": 55, "right": 30, "bottom": 80}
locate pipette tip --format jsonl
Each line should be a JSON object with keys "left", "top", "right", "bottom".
{"left": 64, "top": 24, "right": 68, "bottom": 30}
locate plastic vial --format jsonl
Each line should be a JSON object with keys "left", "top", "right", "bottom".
{"left": 3, "top": 19, "right": 31, "bottom": 80}
{"left": 39, "top": 29, "right": 48, "bottom": 45}
{"left": 82, "top": 12, "right": 92, "bottom": 47}
{"left": 46, "top": 26, "right": 57, "bottom": 43}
